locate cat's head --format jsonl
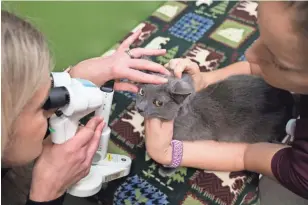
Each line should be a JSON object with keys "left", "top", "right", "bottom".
{"left": 135, "top": 72, "right": 195, "bottom": 120}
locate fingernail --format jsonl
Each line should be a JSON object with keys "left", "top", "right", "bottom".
{"left": 161, "top": 78, "right": 168, "bottom": 83}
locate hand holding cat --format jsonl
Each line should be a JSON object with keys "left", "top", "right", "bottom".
{"left": 165, "top": 58, "right": 207, "bottom": 91}
{"left": 144, "top": 118, "right": 174, "bottom": 165}
{"left": 69, "top": 28, "right": 170, "bottom": 93}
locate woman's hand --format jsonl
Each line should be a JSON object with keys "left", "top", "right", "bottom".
{"left": 29, "top": 117, "right": 105, "bottom": 202}
{"left": 69, "top": 28, "right": 170, "bottom": 93}
{"left": 144, "top": 118, "right": 174, "bottom": 165}
{"left": 165, "top": 58, "right": 206, "bottom": 91}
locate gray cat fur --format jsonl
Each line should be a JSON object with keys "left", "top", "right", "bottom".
{"left": 136, "top": 72, "right": 294, "bottom": 143}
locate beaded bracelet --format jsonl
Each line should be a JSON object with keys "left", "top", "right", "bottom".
{"left": 164, "top": 140, "right": 183, "bottom": 168}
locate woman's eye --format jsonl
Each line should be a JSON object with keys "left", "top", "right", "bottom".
{"left": 153, "top": 100, "right": 163, "bottom": 107}
{"left": 138, "top": 88, "right": 145, "bottom": 96}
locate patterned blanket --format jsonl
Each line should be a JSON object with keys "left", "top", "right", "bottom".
{"left": 89, "top": 1, "right": 261, "bottom": 205}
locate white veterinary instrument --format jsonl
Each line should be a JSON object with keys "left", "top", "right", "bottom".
{"left": 47, "top": 72, "right": 131, "bottom": 197}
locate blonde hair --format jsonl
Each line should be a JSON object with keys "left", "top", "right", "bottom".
{"left": 1, "top": 10, "right": 53, "bottom": 154}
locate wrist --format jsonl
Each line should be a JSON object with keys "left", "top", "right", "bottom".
{"left": 220, "top": 61, "right": 251, "bottom": 78}
{"left": 29, "top": 176, "right": 65, "bottom": 202}
{"left": 234, "top": 61, "right": 251, "bottom": 75}
{"left": 27, "top": 192, "right": 66, "bottom": 205}
{"left": 148, "top": 145, "right": 172, "bottom": 165}
{"left": 29, "top": 187, "right": 64, "bottom": 202}
{"left": 163, "top": 145, "right": 173, "bottom": 165}
{"left": 199, "top": 73, "right": 210, "bottom": 89}
{"left": 240, "top": 143, "right": 249, "bottom": 171}
{"left": 203, "top": 61, "right": 251, "bottom": 86}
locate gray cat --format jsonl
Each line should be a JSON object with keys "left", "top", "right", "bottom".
{"left": 136, "top": 72, "right": 293, "bottom": 143}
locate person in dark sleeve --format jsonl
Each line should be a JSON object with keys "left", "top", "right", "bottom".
{"left": 144, "top": 1, "right": 308, "bottom": 203}
{"left": 1, "top": 10, "right": 169, "bottom": 205}
{"left": 271, "top": 95, "right": 308, "bottom": 198}
{"left": 257, "top": 94, "right": 308, "bottom": 205}
{"left": 24, "top": 194, "right": 66, "bottom": 205}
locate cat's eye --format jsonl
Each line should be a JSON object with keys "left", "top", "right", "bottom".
{"left": 138, "top": 88, "right": 145, "bottom": 96}
{"left": 153, "top": 100, "right": 163, "bottom": 107}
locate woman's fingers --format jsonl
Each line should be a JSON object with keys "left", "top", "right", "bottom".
{"left": 128, "top": 59, "right": 170, "bottom": 75}
{"left": 114, "top": 82, "right": 139, "bottom": 93}
{"left": 168, "top": 59, "right": 181, "bottom": 70}
{"left": 165, "top": 59, "right": 184, "bottom": 78}
{"left": 118, "top": 68, "right": 168, "bottom": 85}
{"left": 185, "top": 59, "right": 200, "bottom": 75}
{"left": 84, "top": 116, "right": 103, "bottom": 130}
{"left": 69, "top": 117, "right": 103, "bottom": 148}
{"left": 118, "top": 28, "right": 143, "bottom": 51}
{"left": 85, "top": 121, "right": 105, "bottom": 164}
{"left": 130, "top": 48, "right": 167, "bottom": 58}
{"left": 174, "top": 63, "right": 186, "bottom": 78}
{"left": 166, "top": 58, "right": 200, "bottom": 78}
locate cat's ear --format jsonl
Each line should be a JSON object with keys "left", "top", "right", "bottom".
{"left": 168, "top": 80, "right": 193, "bottom": 104}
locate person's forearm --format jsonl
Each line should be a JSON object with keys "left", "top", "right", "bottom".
{"left": 161, "top": 140, "right": 248, "bottom": 171}
{"left": 182, "top": 141, "right": 248, "bottom": 170}
{"left": 160, "top": 140, "right": 288, "bottom": 175}
{"left": 201, "top": 61, "right": 252, "bottom": 88}
{"left": 244, "top": 142, "right": 289, "bottom": 178}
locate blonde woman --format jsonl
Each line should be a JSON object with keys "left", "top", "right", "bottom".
{"left": 1, "top": 10, "right": 169, "bottom": 205}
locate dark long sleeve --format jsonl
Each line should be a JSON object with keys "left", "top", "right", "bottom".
{"left": 25, "top": 193, "right": 66, "bottom": 205}
{"left": 271, "top": 95, "right": 308, "bottom": 199}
